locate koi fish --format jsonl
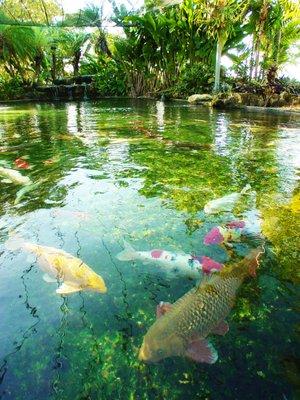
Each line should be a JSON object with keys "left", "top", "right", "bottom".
{"left": 204, "top": 184, "right": 252, "bottom": 214}
{"left": 5, "top": 236, "right": 107, "bottom": 295}
{"left": 138, "top": 247, "right": 263, "bottom": 364}
{"left": 204, "top": 220, "right": 246, "bottom": 246}
{"left": 116, "top": 241, "right": 223, "bottom": 278}
{"left": 0, "top": 166, "right": 31, "bottom": 185}
{"left": 14, "top": 158, "right": 30, "bottom": 169}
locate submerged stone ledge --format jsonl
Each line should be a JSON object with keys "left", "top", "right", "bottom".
{"left": 187, "top": 91, "right": 300, "bottom": 110}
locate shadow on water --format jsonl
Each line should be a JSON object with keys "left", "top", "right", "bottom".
{"left": 0, "top": 262, "right": 41, "bottom": 397}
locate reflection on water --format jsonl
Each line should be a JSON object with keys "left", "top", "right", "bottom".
{"left": 156, "top": 101, "right": 165, "bottom": 132}
{"left": 0, "top": 99, "right": 299, "bottom": 399}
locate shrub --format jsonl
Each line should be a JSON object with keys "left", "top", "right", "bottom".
{"left": 172, "top": 63, "right": 215, "bottom": 97}
{"left": 0, "top": 76, "right": 25, "bottom": 100}
{"left": 81, "top": 56, "right": 127, "bottom": 96}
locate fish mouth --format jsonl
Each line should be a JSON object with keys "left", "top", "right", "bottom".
{"left": 138, "top": 343, "right": 151, "bottom": 362}
{"left": 98, "top": 284, "right": 107, "bottom": 294}
{"left": 138, "top": 347, "right": 147, "bottom": 361}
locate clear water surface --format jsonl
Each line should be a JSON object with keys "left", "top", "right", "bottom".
{"left": 0, "top": 99, "right": 299, "bottom": 399}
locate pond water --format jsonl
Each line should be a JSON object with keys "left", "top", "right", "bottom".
{"left": 0, "top": 99, "right": 299, "bottom": 400}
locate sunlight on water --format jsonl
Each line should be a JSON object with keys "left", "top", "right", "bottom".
{"left": 0, "top": 99, "right": 299, "bottom": 399}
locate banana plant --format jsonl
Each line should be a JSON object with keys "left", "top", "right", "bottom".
{"left": 193, "top": 0, "right": 249, "bottom": 92}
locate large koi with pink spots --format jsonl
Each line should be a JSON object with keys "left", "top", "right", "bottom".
{"left": 116, "top": 241, "right": 223, "bottom": 279}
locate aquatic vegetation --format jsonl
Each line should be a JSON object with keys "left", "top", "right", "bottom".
{"left": 261, "top": 194, "right": 300, "bottom": 284}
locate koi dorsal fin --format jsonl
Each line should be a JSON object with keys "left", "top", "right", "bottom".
{"left": 196, "top": 273, "right": 217, "bottom": 292}
{"left": 156, "top": 301, "right": 173, "bottom": 318}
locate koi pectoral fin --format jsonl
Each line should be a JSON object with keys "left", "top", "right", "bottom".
{"left": 212, "top": 320, "right": 229, "bottom": 336}
{"left": 43, "top": 273, "right": 57, "bottom": 283}
{"left": 56, "top": 282, "right": 81, "bottom": 295}
{"left": 156, "top": 301, "right": 173, "bottom": 318}
{"left": 186, "top": 338, "right": 218, "bottom": 364}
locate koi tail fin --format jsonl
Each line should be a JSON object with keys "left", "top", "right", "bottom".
{"left": 245, "top": 246, "right": 265, "bottom": 277}
{"left": 116, "top": 241, "right": 138, "bottom": 261}
{"left": 240, "top": 184, "right": 252, "bottom": 195}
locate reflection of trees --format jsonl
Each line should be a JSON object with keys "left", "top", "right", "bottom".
{"left": 0, "top": 251, "right": 41, "bottom": 394}
{"left": 123, "top": 108, "right": 298, "bottom": 214}
{"left": 0, "top": 103, "right": 91, "bottom": 214}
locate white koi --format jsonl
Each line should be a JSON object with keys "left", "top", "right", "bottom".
{"left": 0, "top": 166, "right": 31, "bottom": 186}
{"left": 116, "top": 241, "right": 223, "bottom": 278}
{"left": 204, "top": 184, "right": 252, "bottom": 214}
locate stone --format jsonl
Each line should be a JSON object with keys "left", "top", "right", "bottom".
{"left": 211, "top": 92, "right": 242, "bottom": 109}
{"left": 188, "top": 94, "right": 213, "bottom": 104}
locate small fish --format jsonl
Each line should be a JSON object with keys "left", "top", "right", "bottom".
{"left": 116, "top": 241, "right": 223, "bottom": 278}
{"left": 0, "top": 166, "right": 31, "bottom": 185}
{"left": 14, "top": 158, "right": 30, "bottom": 169}
{"left": 204, "top": 184, "right": 252, "bottom": 214}
{"left": 139, "top": 247, "right": 263, "bottom": 364}
{"left": 204, "top": 220, "right": 246, "bottom": 246}
{"left": 5, "top": 236, "right": 107, "bottom": 295}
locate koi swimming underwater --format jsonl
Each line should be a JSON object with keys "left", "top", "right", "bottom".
{"left": 139, "top": 247, "right": 264, "bottom": 364}
{"left": 116, "top": 241, "right": 223, "bottom": 279}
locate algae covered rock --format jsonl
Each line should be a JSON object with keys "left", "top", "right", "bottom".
{"left": 211, "top": 92, "right": 242, "bottom": 109}
{"left": 239, "top": 93, "right": 265, "bottom": 107}
{"left": 188, "top": 94, "right": 213, "bottom": 104}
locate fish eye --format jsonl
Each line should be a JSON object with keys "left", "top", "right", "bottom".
{"left": 157, "top": 349, "right": 164, "bottom": 356}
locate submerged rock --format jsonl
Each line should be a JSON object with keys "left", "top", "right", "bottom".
{"left": 188, "top": 94, "right": 213, "bottom": 104}
{"left": 211, "top": 93, "right": 242, "bottom": 109}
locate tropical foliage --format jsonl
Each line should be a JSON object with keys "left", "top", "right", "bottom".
{"left": 0, "top": 0, "right": 299, "bottom": 99}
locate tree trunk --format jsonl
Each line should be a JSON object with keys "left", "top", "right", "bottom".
{"left": 213, "top": 33, "right": 226, "bottom": 93}
{"left": 51, "top": 47, "right": 57, "bottom": 83}
{"left": 34, "top": 54, "right": 43, "bottom": 83}
{"left": 73, "top": 50, "right": 81, "bottom": 77}
{"left": 275, "top": 28, "right": 281, "bottom": 66}
{"left": 253, "top": 40, "right": 260, "bottom": 80}
{"left": 249, "top": 36, "right": 255, "bottom": 80}
{"left": 254, "top": 0, "right": 269, "bottom": 80}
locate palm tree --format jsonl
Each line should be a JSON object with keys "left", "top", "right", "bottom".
{"left": 0, "top": 21, "right": 36, "bottom": 80}
{"left": 194, "top": 0, "right": 249, "bottom": 92}
{"left": 248, "top": 0, "right": 300, "bottom": 80}
{"left": 60, "top": 30, "right": 91, "bottom": 77}
{"left": 61, "top": 5, "right": 111, "bottom": 57}
{"left": 160, "top": 0, "right": 249, "bottom": 92}
{"left": 31, "top": 28, "right": 49, "bottom": 83}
